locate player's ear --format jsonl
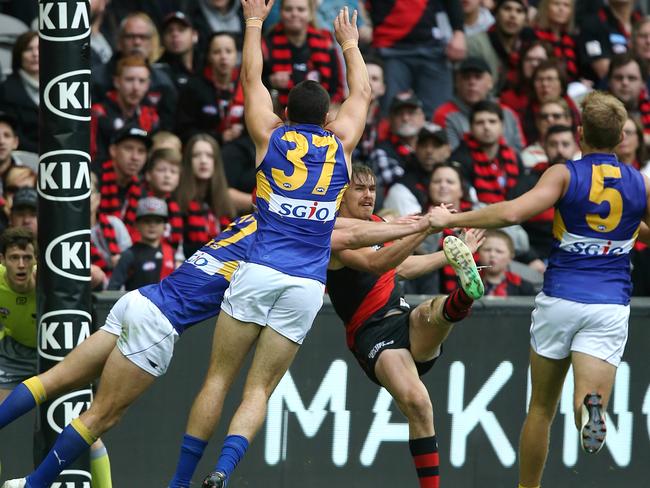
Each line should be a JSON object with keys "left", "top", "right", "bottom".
{"left": 284, "top": 106, "right": 289, "bottom": 121}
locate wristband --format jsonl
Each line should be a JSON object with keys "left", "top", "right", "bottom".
{"left": 341, "top": 39, "right": 358, "bottom": 52}
{"left": 245, "top": 17, "right": 263, "bottom": 28}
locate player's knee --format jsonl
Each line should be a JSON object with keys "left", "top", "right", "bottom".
{"left": 396, "top": 390, "right": 433, "bottom": 424}
{"left": 242, "top": 385, "right": 273, "bottom": 405}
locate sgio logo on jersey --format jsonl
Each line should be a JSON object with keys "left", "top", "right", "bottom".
{"left": 270, "top": 194, "right": 337, "bottom": 222}
{"left": 559, "top": 232, "right": 634, "bottom": 256}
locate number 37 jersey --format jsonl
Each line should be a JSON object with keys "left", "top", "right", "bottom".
{"left": 544, "top": 154, "right": 647, "bottom": 304}
{"left": 249, "top": 124, "right": 350, "bottom": 284}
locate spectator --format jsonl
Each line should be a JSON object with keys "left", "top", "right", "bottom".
{"left": 0, "top": 112, "right": 20, "bottom": 196}
{"left": 533, "top": 0, "right": 579, "bottom": 81}
{"left": 463, "top": 0, "right": 496, "bottom": 35}
{"left": 158, "top": 11, "right": 201, "bottom": 89}
{"left": 606, "top": 53, "right": 650, "bottom": 144}
{"left": 0, "top": 32, "right": 39, "bottom": 153}
{"left": 90, "top": 0, "right": 113, "bottom": 73}
{"left": 92, "top": 12, "right": 177, "bottom": 130}
{"left": 366, "top": 0, "right": 466, "bottom": 118}
{"left": 500, "top": 40, "right": 552, "bottom": 120}
{"left": 369, "top": 92, "right": 425, "bottom": 196}
{"left": 177, "top": 134, "right": 236, "bottom": 258}
{"left": 353, "top": 54, "right": 386, "bottom": 164}
{"left": 90, "top": 55, "right": 160, "bottom": 162}
{"left": 478, "top": 230, "right": 537, "bottom": 296}
{"left": 578, "top": 0, "right": 643, "bottom": 83}
{"left": 520, "top": 58, "right": 580, "bottom": 143}
{"left": 143, "top": 148, "right": 183, "bottom": 257}
{"left": 151, "top": 130, "right": 183, "bottom": 153}
{"left": 96, "top": 125, "right": 150, "bottom": 239}
{"left": 1, "top": 165, "right": 36, "bottom": 233}
{"left": 451, "top": 100, "right": 522, "bottom": 205}
{"left": 520, "top": 97, "right": 573, "bottom": 169}
{"left": 108, "top": 197, "right": 175, "bottom": 291}
{"left": 433, "top": 57, "right": 526, "bottom": 151}
{"left": 467, "top": 0, "right": 535, "bottom": 93}
{"left": 632, "top": 17, "right": 650, "bottom": 75}
{"left": 221, "top": 135, "right": 256, "bottom": 214}
{"left": 382, "top": 124, "right": 451, "bottom": 216}
{"left": 8, "top": 187, "right": 37, "bottom": 237}
{"left": 90, "top": 173, "right": 132, "bottom": 286}
{"left": 615, "top": 116, "right": 647, "bottom": 170}
{"left": 264, "top": 0, "right": 344, "bottom": 113}
{"left": 315, "top": 0, "right": 372, "bottom": 45}
{"left": 176, "top": 32, "right": 245, "bottom": 144}
{"left": 183, "top": 0, "right": 245, "bottom": 54}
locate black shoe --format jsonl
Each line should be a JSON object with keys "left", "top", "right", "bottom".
{"left": 580, "top": 392, "right": 606, "bottom": 454}
{"left": 202, "top": 471, "right": 227, "bottom": 487}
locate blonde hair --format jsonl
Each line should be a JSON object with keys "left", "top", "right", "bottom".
{"left": 484, "top": 230, "right": 515, "bottom": 256}
{"left": 535, "top": 0, "right": 575, "bottom": 32}
{"left": 580, "top": 91, "right": 627, "bottom": 150}
{"left": 151, "top": 131, "right": 182, "bottom": 153}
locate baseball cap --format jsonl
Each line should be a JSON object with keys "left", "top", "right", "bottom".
{"left": 495, "top": 0, "right": 528, "bottom": 11}
{"left": 11, "top": 187, "right": 38, "bottom": 212}
{"left": 389, "top": 91, "right": 423, "bottom": 114}
{"left": 163, "top": 11, "right": 192, "bottom": 29}
{"left": 111, "top": 125, "right": 152, "bottom": 148}
{"left": 136, "top": 196, "right": 168, "bottom": 220}
{"left": 0, "top": 111, "right": 18, "bottom": 133}
{"left": 417, "top": 123, "right": 447, "bottom": 146}
{"left": 457, "top": 57, "right": 491, "bottom": 74}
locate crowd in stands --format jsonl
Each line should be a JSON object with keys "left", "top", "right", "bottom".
{"left": 1, "top": 0, "right": 649, "bottom": 297}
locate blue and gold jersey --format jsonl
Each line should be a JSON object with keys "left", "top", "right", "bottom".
{"left": 249, "top": 124, "right": 350, "bottom": 283}
{"left": 139, "top": 214, "right": 257, "bottom": 333}
{"left": 544, "top": 154, "right": 647, "bottom": 304}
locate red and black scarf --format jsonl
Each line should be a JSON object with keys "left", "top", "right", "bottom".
{"left": 389, "top": 132, "right": 414, "bottom": 158}
{"left": 534, "top": 28, "right": 578, "bottom": 80}
{"left": 638, "top": 89, "right": 650, "bottom": 136}
{"left": 266, "top": 23, "right": 340, "bottom": 108}
{"left": 464, "top": 133, "right": 519, "bottom": 204}
{"left": 184, "top": 200, "right": 232, "bottom": 247}
{"left": 484, "top": 271, "right": 523, "bottom": 297}
{"left": 202, "top": 65, "right": 245, "bottom": 131}
{"left": 99, "top": 160, "right": 142, "bottom": 236}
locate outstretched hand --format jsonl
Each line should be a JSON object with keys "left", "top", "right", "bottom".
{"left": 460, "top": 228, "right": 486, "bottom": 253}
{"left": 241, "top": 0, "right": 275, "bottom": 20}
{"left": 334, "top": 6, "right": 359, "bottom": 47}
{"left": 426, "top": 204, "right": 454, "bottom": 232}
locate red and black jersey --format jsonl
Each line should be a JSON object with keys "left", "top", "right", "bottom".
{"left": 367, "top": 0, "right": 463, "bottom": 49}
{"left": 637, "top": 89, "right": 650, "bottom": 137}
{"left": 90, "top": 90, "right": 160, "bottom": 162}
{"left": 484, "top": 271, "right": 536, "bottom": 297}
{"left": 533, "top": 28, "right": 578, "bottom": 81}
{"left": 326, "top": 216, "right": 405, "bottom": 349}
{"left": 98, "top": 159, "right": 143, "bottom": 240}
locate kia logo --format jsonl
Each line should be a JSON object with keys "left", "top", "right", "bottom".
{"left": 52, "top": 470, "right": 92, "bottom": 488}
{"left": 45, "top": 230, "right": 91, "bottom": 281}
{"left": 39, "top": 1, "right": 90, "bottom": 42}
{"left": 46, "top": 389, "right": 93, "bottom": 434}
{"left": 38, "top": 309, "right": 92, "bottom": 361}
{"left": 43, "top": 70, "right": 91, "bottom": 121}
{"left": 38, "top": 150, "right": 91, "bottom": 202}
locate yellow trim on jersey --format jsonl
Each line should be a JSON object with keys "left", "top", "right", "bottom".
{"left": 552, "top": 210, "right": 567, "bottom": 241}
{"left": 24, "top": 376, "right": 47, "bottom": 405}
{"left": 256, "top": 171, "right": 272, "bottom": 202}
{"left": 71, "top": 417, "right": 98, "bottom": 445}
{"left": 218, "top": 260, "right": 239, "bottom": 281}
{"left": 208, "top": 220, "right": 258, "bottom": 251}
{"left": 335, "top": 184, "right": 348, "bottom": 211}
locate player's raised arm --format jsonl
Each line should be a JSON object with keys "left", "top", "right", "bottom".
{"left": 240, "top": 0, "right": 283, "bottom": 162}
{"left": 325, "top": 7, "right": 372, "bottom": 157}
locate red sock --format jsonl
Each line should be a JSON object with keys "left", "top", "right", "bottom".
{"left": 442, "top": 287, "right": 473, "bottom": 322}
{"left": 409, "top": 435, "right": 439, "bottom": 488}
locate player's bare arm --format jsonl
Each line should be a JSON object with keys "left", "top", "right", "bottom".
{"left": 324, "top": 7, "right": 372, "bottom": 160}
{"left": 331, "top": 215, "right": 434, "bottom": 252}
{"left": 429, "top": 163, "right": 570, "bottom": 229}
{"left": 240, "top": 0, "right": 283, "bottom": 164}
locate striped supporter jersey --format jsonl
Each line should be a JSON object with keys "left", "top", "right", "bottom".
{"left": 139, "top": 214, "right": 257, "bottom": 334}
{"left": 248, "top": 124, "right": 350, "bottom": 283}
{"left": 543, "top": 154, "right": 647, "bottom": 304}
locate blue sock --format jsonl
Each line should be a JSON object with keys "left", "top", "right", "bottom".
{"left": 27, "top": 418, "right": 95, "bottom": 488}
{"left": 169, "top": 434, "right": 208, "bottom": 488}
{"left": 0, "top": 383, "right": 38, "bottom": 428}
{"left": 214, "top": 435, "right": 249, "bottom": 480}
